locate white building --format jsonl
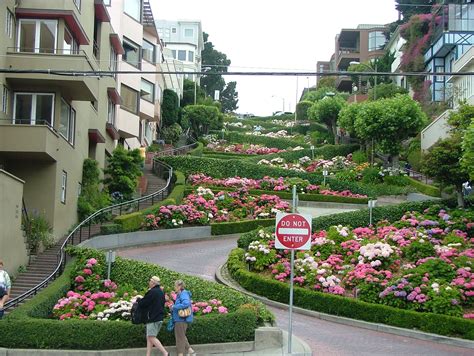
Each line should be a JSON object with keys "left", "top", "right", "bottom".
{"left": 160, "top": 48, "right": 184, "bottom": 101}
{"left": 105, "top": 0, "right": 162, "bottom": 149}
{"left": 385, "top": 26, "right": 409, "bottom": 91}
{"left": 156, "top": 20, "right": 204, "bottom": 82}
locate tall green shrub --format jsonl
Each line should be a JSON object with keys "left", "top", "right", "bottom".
{"left": 77, "top": 159, "right": 110, "bottom": 221}
{"left": 162, "top": 89, "right": 179, "bottom": 126}
{"left": 103, "top": 147, "right": 143, "bottom": 201}
{"left": 296, "top": 100, "right": 313, "bottom": 121}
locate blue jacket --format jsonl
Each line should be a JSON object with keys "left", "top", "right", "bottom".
{"left": 172, "top": 289, "right": 193, "bottom": 323}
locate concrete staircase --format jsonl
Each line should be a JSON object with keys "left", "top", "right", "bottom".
{"left": 6, "top": 163, "right": 168, "bottom": 313}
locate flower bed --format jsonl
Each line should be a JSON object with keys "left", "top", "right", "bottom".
{"left": 206, "top": 142, "right": 285, "bottom": 155}
{"left": 187, "top": 174, "right": 368, "bottom": 200}
{"left": 236, "top": 206, "right": 474, "bottom": 319}
{"left": 0, "top": 247, "right": 272, "bottom": 350}
{"left": 257, "top": 155, "right": 355, "bottom": 173}
{"left": 143, "top": 187, "right": 290, "bottom": 229}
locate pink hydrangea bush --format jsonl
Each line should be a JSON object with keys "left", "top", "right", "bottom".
{"left": 242, "top": 207, "right": 474, "bottom": 317}
{"left": 206, "top": 142, "right": 285, "bottom": 155}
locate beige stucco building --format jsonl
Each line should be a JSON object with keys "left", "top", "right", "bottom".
{"left": 0, "top": 0, "right": 120, "bottom": 245}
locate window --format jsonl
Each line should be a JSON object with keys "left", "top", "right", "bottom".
{"left": 73, "top": 0, "right": 81, "bottom": 10}
{"left": 142, "top": 39, "right": 155, "bottom": 63}
{"left": 172, "top": 27, "right": 177, "bottom": 33}
{"left": 2, "top": 86, "right": 9, "bottom": 113}
{"left": 107, "top": 99, "right": 116, "bottom": 125}
{"left": 109, "top": 47, "right": 117, "bottom": 75}
{"left": 141, "top": 79, "right": 155, "bottom": 102}
{"left": 368, "top": 31, "right": 386, "bottom": 52}
{"left": 18, "top": 19, "right": 57, "bottom": 53}
{"left": 124, "top": 0, "right": 141, "bottom": 21}
{"left": 171, "top": 49, "right": 176, "bottom": 59}
{"left": 177, "top": 50, "right": 186, "bottom": 61}
{"left": 13, "top": 93, "right": 55, "bottom": 126}
{"left": 123, "top": 37, "right": 141, "bottom": 68}
{"left": 63, "top": 27, "right": 78, "bottom": 54}
{"left": 5, "top": 10, "right": 14, "bottom": 38}
{"left": 104, "top": 0, "right": 111, "bottom": 5}
{"left": 188, "top": 51, "right": 194, "bottom": 62}
{"left": 184, "top": 28, "right": 194, "bottom": 37}
{"left": 93, "top": 18, "right": 101, "bottom": 59}
{"left": 78, "top": 182, "right": 82, "bottom": 197}
{"left": 59, "top": 99, "right": 75, "bottom": 144}
{"left": 61, "top": 171, "right": 67, "bottom": 204}
{"left": 121, "top": 84, "right": 139, "bottom": 114}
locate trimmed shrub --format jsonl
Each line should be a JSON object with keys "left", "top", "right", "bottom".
{"left": 114, "top": 212, "right": 143, "bottom": 232}
{"left": 225, "top": 132, "right": 308, "bottom": 149}
{"left": 211, "top": 219, "right": 276, "bottom": 235}
{"left": 188, "top": 141, "right": 204, "bottom": 157}
{"left": 167, "top": 184, "right": 185, "bottom": 204}
{"left": 0, "top": 252, "right": 265, "bottom": 350}
{"left": 407, "top": 177, "right": 441, "bottom": 197}
{"left": 141, "top": 198, "right": 176, "bottom": 216}
{"left": 100, "top": 223, "right": 123, "bottom": 235}
{"left": 296, "top": 101, "right": 313, "bottom": 121}
{"left": 227, "top": 249, "right": 474, "bottom": 340}
{"left": 174, "top": 170, "right": 186, "bottom": 186}
{"left": 352, "top": 150, "right": 368, "bottom": 164}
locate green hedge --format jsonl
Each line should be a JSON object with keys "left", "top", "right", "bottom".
{"left": 407, "top": 177, "right": 441, "bottom": 197}
{"left": 224, "top": 132, "right": 308, "bottom": 150}
{"left": 100, "top": 223, "right": 123, "bottom": 235}
{"left": 0, "top": 251, "right": 265, "bottom": 350}
{"left": 237, "top": 200, "right": 456, "bottom": 248}
{"left": 211, "top": 218, "right": 276, "bottom": 235}
{"left": 114, "top": 212, "right": 143, "bottom": 232}
{"left": 167, "top": 184, "right": 185, "bottom": 204}
{"left": 174, "top": 170, "right": 186, "bottom": 186}
{"left": 244, "top": 144, "right": 359, "bottom": 164}
{"left": 159, "top": 156, "right": 375, "bottom": 196}
{"left": 184, "top": 186, "right": 368, "bottom": 205}
{"left": 188, "top": 142, "right": 204, "bottom": 156}
{"left": 227, "top": 249, "right": 474, "bottom": 340}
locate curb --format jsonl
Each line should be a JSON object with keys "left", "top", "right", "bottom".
{"left": 215, "top": 263, "right": 474, "bottom": 350}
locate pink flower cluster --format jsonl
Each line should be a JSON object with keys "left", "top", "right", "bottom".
{"left": 207, "top": 142, "right": 285, "bottom": 155}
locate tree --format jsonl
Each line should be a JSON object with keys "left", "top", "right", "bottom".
{"left": 395, "top": 0, "right": 446, "bottom": 21}
{"left": 162, "top": 89, "right": 179, "bottom": 127}
{"left": 303, "top": 86, "right": 338, "bottom": 102}
{"left": 181, "top": 79, "right": 206, "bottom": 107}
{"left": 317, "top": 77, "right": 337, "bottom": 90}
{"left": 350, "top": 95, "right": 427, "bottom": 163}
{"left": 308, "top": 96, "right": 347, "bottom": 144}
{"left": 103, "top": 147, "right": 143, "bottom": 200}
{"left": 200, "top": 33, "right": 230, "bottom": 98}
{"left": 77, "top": 159, "right": 110, "bottom": 220}
{"left": 220, "top": 81, "right": 239, "bottom": 113}
{"left": 462, "top": 120, "right": 474, "bottom": 180}
{"left": 184, "top": 105, "right": 222, "bottom": 138}
{"left": 422, "top": 136, "right": 469, "bottom": 207}
{"left": 369, "top": 83, "right": 409, "bottom": 100}
{"left": 161, "top": 123, "right": 183, "bottom": 145}
{"left": 296, "top": 100, "right": 313, "bottom": 121}
{"left": 338, "top": 102, "right": 363, "bottom": 138}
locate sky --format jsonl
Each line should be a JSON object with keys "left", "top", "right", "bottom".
{"left": 151, "top": 0, "right": 399, "bottom": 116}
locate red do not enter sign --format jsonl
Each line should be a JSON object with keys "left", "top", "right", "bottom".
{"left": 275, "top": 212, "right": 312, "bottom": 250}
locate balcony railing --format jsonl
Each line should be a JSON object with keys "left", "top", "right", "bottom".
{"left": 1, "top": 118, "right": 55, "bottom": 130}
{"left": 8, "top": 47, "right": 81, "bottom": 55}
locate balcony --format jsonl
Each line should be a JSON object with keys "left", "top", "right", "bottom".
{"left": 5, "top": 49, "right": 98, "bottom": 101}
{"left": 0, "top": 121, "right": 60, "bottom": 161}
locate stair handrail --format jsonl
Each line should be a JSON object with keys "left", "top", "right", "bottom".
{"left": 4, "top": 159, "right": 174, "bottom": 311}
{"left": 152, "top": 141, "right": 198, "bottom": 157}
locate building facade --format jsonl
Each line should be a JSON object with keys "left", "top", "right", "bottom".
{"left": 0, "top": 0, "right": 119, "bottom": 239}
{"left": 156, "top": 20, "right": 203, "bottom": 83}
{"left": 106, "top": 0, "right": 163, "bottom": 149}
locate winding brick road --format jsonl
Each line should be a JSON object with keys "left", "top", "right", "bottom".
{"left": 118, "top": 237, "right": 472, "bottom": 355}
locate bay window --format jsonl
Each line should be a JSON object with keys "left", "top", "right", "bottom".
{"left": 59, "top": 99, "right": 76, "bottom": 144}
{"left": 142, "top": 39, "right": 155, "bottom": 63}
{"left": 124, "top": 0, "right": 142, "bottom": 22}
{"left": 18, "top": 19, "right": 57, "bottom": 53}
{"left": 123, "top": 37, "right": 141, "bottom": 68}
{"left": 121, "top": 84, "right": 139, "bottom": 114}
{"left": 13, "top": 92, "right": 55, "bottom": 126}
{"left": 140, "top": 79, "right": 155, "bottom": 102}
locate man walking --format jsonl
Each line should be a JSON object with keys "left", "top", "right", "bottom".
{"left": 138, "top": 276, "right": 168, "bottom": 356}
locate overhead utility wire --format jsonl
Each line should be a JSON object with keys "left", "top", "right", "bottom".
{"left": 0, "top": 68, "right": 473, "bottom": 78}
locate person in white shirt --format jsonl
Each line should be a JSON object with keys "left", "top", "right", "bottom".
{"left": 0, "top": 259, "right": 12, "bottom": 319}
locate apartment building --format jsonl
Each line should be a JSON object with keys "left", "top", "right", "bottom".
{"left": 156, "top": 20, "right": 204, "bottom": 83}
{"left": 384, "top": 26, "right": 409, "bottom": 91}
{"left": 105, "top": 0, "right": 163, "bottom": 149}
{"left": 0, "top": 0, "right": 119, "bottom": 240}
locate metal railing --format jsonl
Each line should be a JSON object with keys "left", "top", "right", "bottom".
{"left": 151, "top": 141, "right": 198, "bottom": 157}
{"left": 406, "top": 169, "right": 432, "bottom": 185}
{"left": 4, "top": 159, "right": 174, "bottom": 311}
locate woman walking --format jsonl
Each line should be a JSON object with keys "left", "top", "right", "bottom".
{"left": 0, "top": 259, "right": 11, "bottom": 319}
{"left": 172, "top": 280, "right": 195, "bottom": 356}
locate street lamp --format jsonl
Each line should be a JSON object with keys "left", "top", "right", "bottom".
{"left": 194, "top": 66, "right": 211, "bottom": 105}
{"left": 349, "top": 60, "right": 377, "bottom": 100}
{"left": 272, "top": 95, "right": 285, "bottom": 112}
{"left": 350, "top": 61, "right": 377, "bottom": 166}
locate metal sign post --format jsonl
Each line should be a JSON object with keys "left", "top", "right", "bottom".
{"left": 368, "top": 199, "right": 377, "bottom": 226}
{"left": 310, "top": 145, "right": 315, "bottom": 160}
{"left": 105, "top": 250, "right": 116, "bottom": 280}
{"left": 323, "top": 169, "right": 328, "bottom": 186}
{"left": 274, "top": 186, "right": 312, "bottom": 355}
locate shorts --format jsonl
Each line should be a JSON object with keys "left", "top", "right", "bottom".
{"left": 146, "top": 321, "right": 163, "bottom": 337}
